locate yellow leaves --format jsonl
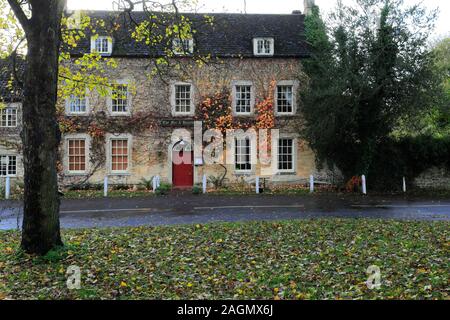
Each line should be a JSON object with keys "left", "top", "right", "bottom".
{"left": 187, "top": 282, "right": 193, "bottom": 288}
{"left": 417, "top": 268, "right": 428, "bottom": 274}
{"left": 4, "top": 247, "right": 13, "bottom": 254}
{"left": 120, "top": 281, "right": 127, "bottom": 288}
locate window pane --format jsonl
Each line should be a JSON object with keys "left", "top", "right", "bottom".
{"left": 175, "top": 85, "right": 191, "bottom": 113}
{"left": 278, "top": 139, "right": 294, "bottom": 171}
{"left": 95, "top": 37, "right": 109, "bottom": 53}
{"left": 112, "top": 85, "right": 128, "bottom": 113}
{"left": 0, "top": 108, "right": 18, "bottom": 127}
{"left": 256, "top": 39, "right": 272, "bottom": 54}
{"left": 68, "top": 139, "right": 86, "bottom": 172}
{"left": 173, "top": 38, "right": 193, "bottom": 54}
{"left": 0, "top": 155, "right": 17, "bottom": 176}
{"left": 235, "top": 85, "right": 252, "bottom": 113}
{"left": 69, "top": 95, "right": 87, "bottom": 113}
{"left": 277, "top": 86, "right": 293, "bottom": 114}
{"left": 235, "top": 138, "right": 251, "bottom": 171}
{"left": 111, "top": 139, "right": 129, "bottom": 172}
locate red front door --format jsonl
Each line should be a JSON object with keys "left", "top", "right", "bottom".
{"left": 172, "top": 150, "right": 194, "bottom": 188}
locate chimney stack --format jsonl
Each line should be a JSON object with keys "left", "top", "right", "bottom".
{"left": 304, "top": 0, "right": 315, "bottom": 16}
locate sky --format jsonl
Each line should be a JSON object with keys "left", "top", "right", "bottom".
{"left": 67, "top": 0, "right": 449, "bottom": 38}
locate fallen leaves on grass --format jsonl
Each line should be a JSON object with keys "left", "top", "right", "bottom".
{"left": 0, "top": 219, "right": 448, "bottom": 300}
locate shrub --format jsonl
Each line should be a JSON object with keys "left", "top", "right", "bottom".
{"left": 68, "top": 183, "right": 103, "bottom": 191}
{"left": 192, "top": 185, "right": 202, "bottom": 195}
{"left": 111, "top": 184, "right": 134, "bottom": 191}
{"left": 208, "top": 174, "right": 228, "bottom": 190}
{"left": 140, "top": 178, "right": 153, "bottom": 191}
{"left": 155, "top": 183, "right": 171, "bottom": 196}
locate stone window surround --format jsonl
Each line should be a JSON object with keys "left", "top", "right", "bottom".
{"left": 63, "top": 133, "right": 91, "bottom": 175}
{"left": 274, "top": 80, "right": 299, "bottom": 116}
{"left": 253, "top": 37, "right": 275, "bottom": 56}
{"left": 65, "top": 89, "right": 90, "bottom": 116}
{"left": 106, "top": 133, "right": 133, "bottom": 175}
{"left": 0, "top": 103, "right": 20, "bottom": 128}
{"left": 90, "top": 36, "right": 113, "bottom": 56}
{"left": 0, "top": 154, "right": 17, "bottom": 177}
{"left": 228, "top": 131, "right": 258, "bottom": 175}
{"left": 272, "top": 135, "right": 298, "bottom": 174}
{"left": 172, "top": 38, "right": 194, "bottom": 55}
{"left": 170, "top": 81, "right": 195, "bottom": 117}
{"left": 107, "top": 79, "right": 133, "bottom": 117}
{"left": 231, "top": 80, "right": 255, "bottom": 116}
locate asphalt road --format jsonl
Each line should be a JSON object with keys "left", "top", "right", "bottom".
{"left": 1, "top": 194, "right": 449, "bottom": 230}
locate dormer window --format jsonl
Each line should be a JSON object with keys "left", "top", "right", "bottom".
{"left": 253, "top": 38, "right": 274, "bottom": 56}
{"left": 90, "top": 36, "right": 113, "bottom": 55}
{"left": 173, "top": 38, "right": 194, "bottom": 55}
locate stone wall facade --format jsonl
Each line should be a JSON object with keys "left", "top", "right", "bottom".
{"left": 2, "top": 57, "right": 338, "bottom": 189}
{"left": 3, "top": 56, "right": 449, "bottom": 190}
{"left": 56, "top": 57, "right": 334, "bottom": 188}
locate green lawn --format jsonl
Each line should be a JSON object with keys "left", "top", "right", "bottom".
{"left": 0, "top": 219, "right": 448, "bottom": 300}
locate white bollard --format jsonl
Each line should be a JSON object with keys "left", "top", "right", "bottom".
{"left": 202, "top": 174, "right": 207, "bottom": 194}
{"left": 362, "top": 175, "right": 367, "bottom": 195}
{"left": 103, "top": 176, "right": 108, "bottom": 197}
{"left": 403, "top": 177, "right": 406, "bottom": 193}
{"left": 5, "top": 176, "right": 10, "bottom": 200}
{"left": 156, "top": 175, "right": 161, "bottom": 188}
{"left": 256, "top": 176, "right": 260, "bottom": 194}
{"left": 152, "top": 176, "right": 157, "bottom": 192}
{"left": 309, "top": 175, "right": 314, "bottom": 193}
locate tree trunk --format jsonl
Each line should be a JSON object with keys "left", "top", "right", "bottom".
{"left": 20, "top": 1, "right": 66, "bottom": 255}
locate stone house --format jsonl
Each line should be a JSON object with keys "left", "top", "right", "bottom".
{"left": 2, "top": 7, "right": 341, "bottom": 190}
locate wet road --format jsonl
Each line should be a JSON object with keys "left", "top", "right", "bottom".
{"left": 1, "top": 194, "right": 449, "bottom": 230}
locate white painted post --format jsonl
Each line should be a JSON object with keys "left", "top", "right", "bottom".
{"left": 202, "top": 174, "right": 207, "bottom": 194}
{"left": 152, "top": 176, "right": 157, "bottom": 192}
{"left": 362, "top": 175, "right": 367, "bottom": 195}
{"left": 256, "top": 176, "right": 260, "bottom": 194}
{"left": 156, "top": 175, "right": 161, "bottom": 188}
{"left": 403, "top": 177, "right": 406, "bottom": 193}
{"left": 103, "top": 176, "right": 108, "bottom": 197}
{"left": 5, "top": 176, "right": 10, "bottom": 200}
{"left": 309, "top": 175, "right": 314, "bottom": 193}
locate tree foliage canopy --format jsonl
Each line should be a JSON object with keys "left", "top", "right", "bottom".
{"left": 301, "top": 0, "right": 443, "bottom": 185}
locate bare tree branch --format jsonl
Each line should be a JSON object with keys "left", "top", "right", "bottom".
{"left": 6, "top": 0, "right": 31, "bottom": 34}
{"left": 11, "top": 36, "right": 25, "bottom": 88}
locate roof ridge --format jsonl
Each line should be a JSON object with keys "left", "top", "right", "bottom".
{"left": 66, "top": 9, "right": 305, "bottom": 17}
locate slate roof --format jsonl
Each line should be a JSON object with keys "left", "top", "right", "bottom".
{"left": 0, "top": 57, "right": 24, "bottom": 102}
{"left": 69, "top": 11, "right": 309, "bottom": 58}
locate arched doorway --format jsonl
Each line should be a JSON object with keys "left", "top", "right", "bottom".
{"left": 172, "top": 140, "right": 194, "bottom": 188}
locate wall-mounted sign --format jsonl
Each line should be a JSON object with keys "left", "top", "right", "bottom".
{"left": 160, "top": 119, "right": 195, "bottom": 127}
